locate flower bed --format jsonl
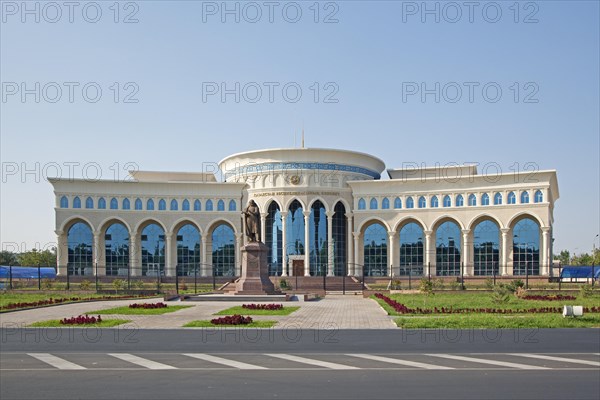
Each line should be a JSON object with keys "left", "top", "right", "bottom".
{"left": 210, "top": 315, "right": 253, "bottom": 325}
{"left": 522, "top": 294, "right": 576, "bottom": 301}
{"left": 242, "top": 303, "right": 283, "bottom": 310}
{"left": 128, "top": 302, "right": 168, "bottom": 309}
{"left": 60, "top": 315, "right": 102, "bottom": 325}
{"left": 374, "top": 293, "right": 600, "bottom": 315}
{"left": 2, "top": 295, "right": 151, "bottom": 311}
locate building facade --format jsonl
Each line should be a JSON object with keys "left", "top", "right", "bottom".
{"left": 50, "top": 148, "right": 559, "bottom": 278}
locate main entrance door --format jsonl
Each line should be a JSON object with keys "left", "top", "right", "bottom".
{"left": 292, "top": 259, "right": 304, "bottom": 276}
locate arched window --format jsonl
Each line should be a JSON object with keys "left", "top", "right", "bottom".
{"left": 418, "top": 196, "right": 426, "bottom": 208}
{"left": 468, "top": 194, "right": 477, "bottom": 206}
{"left": 287, "top": 200, "right": 305, "bottom": 257}
{"left": 212, "top": 224, "right": 235, "bottom": 276}
{"left": 98, "top": 198, "right": 106, "bottom": 209}
{"left": 85, "top": 197, "right": 94, "bottom": 209}
{"left": 494, "top": 192, "right": 502, "bottom": 205}
{"left": 182, "top": 199, "right": 190, "bottom": 211}
{"left": 141, "top": 223, "right": 165, "bottom": 276}
{"left": 443, "top": 195, "right": 451, "bottom": 208}
{"left": 105, "top": 223, "right": 129, "bottom": 276}
{"left": 512, "top": 218, "right": 540, "bottom": 276}
{"left": 217, "top": 199, "right": 225, "bottom": 211}
{"left": 67, "top": 222, "right": 93, "bottom": 275}
{"left": 508, "top": 191, "right": 516, "bottom": 204}
{"left": 430, "top": 196, "right": 439, "bottom": 208}
{"left": 382, "top": 198, "right": 390, "bottom": 209}
{"left": 370, "top": 198, "right": 378, "bottom": 210}
{"left": 146, "top": 199, "right": 154, "bottom": 211}
{"left": 358, "top": 198, "right": 366, "bottom": 210}
{"left": 333, "top": 202, "right": 347, "bottom": 276}
{"left": 177, "top": 224, "right": 201, "bottom": 276}
{"left": 158, "top": 199, "right": 166, "bottom": 210}
{"left": 229, "top": 200, "right": 236, "bottom": 211}
{"left": 481, "top": 193, "right": 490, "bottom": 206}
{"left": 122, "top": 198, "right": 130, "bottom": 210}
{"left": 406, "top": 197, "right": 414, "bottom": 209}
{"left": 194, "top": 200, "right": 201, "bottom": 211}
{"left": 309, "top": 200, "right": 328, "bottom": 276}
{"left": 73, "top": 196, "right": 81, "bottom": 209}
{"left": 60, "top": 196, "right": 69, "bottom": 208}
{"left": 266, "top": 202, "right": 283, "bottom": 276}
{"left": 206, "top": 200, "right": 213, "bottom": 211}
{"left": 364, "top": 223, "right": 387, "bottom": 277}
{"left": 394, "top": 197, "right": 402, "bottom": 209}
{"left": 435, "top": 221, "right": 461, "bottom": 276}
{"left": 399, "top": 222, "right": 424, "bottom": 276}
{"left": 473, "top": 220, "right": 500, "bottom": 276}
{"left": 170, "top": 199, "right": 178, "bottom": 211}
{"left": 455, "top": 194, "right": 464, "bottom": 207}
{"left": 534, "top": 190, "right": 543, "bottom": 203}
{"left": 521, "top": 191, "right": 530, "bottom": 204}
{"left": 135, "top": 198, "right": 142, "bottom": 210}
{"left": 110, "top": 198, "right": 118, "bottom": 210}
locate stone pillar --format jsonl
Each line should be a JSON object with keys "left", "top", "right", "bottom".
{"left": 541, "top": 227, "right": 550, "bottom": 276}
{"left": 346, "top": 213, "right": 354, "bottom": 276}
{"left": 235, "top": 233, "right": 243, "bottom": 276}
{"left": 353, "top": 232, "right": 361, "bottom": 276}
{"left": 388, "top": 231, "right": 397, "bottom": 277}
{"left": 424, "top": 230, "right": 434, "bottom": 276}
{"left": 303, "top": 210, "right": 311, "bottom": 276}
{"left": 462, "top": 229, "right": 471, "bottom": 276}
{"left": 201, "top": 236, "right": 209, "bottom": 277}
{"left": 129, "top": 232, "right": 140, "bottom": 277}
{"left": 56, "top": 230, "right": 67, "bottom": 275}
{"left": 327, "top": 211, "right": 335, "bottom": 276}
{"left": 165, "top": 232, "right": 175, "bottom": 277}
{"left": 281, "top": 211, "right": 288, "bottom": 276}
{"left": 260, "top": 212, "right": 267, "bottom": 245}
{"left": 500, "top": 228, "right": 510, "bottom": 276}
{"left": 93, "top": 231, "right": 105, "bottom": 276}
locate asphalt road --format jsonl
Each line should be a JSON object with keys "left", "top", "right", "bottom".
{"left": 1, "top": 328, "right": 599, "bottom": 400}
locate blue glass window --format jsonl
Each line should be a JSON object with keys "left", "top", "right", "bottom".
{"left": 194, "top": 200, "right": 201, "bottom": 211}
{"left": 122, "top": 198, "right": 130, "bottom": 210}
{"left": 206, "top": 200, "right": 213, "bottom": 211}
{"left": 406, "top": 197, "right": 414, "bottom": 209}
{"left": 508, "top": 192, "right": 516, "bottom": 204}
{"left": 287, "top": 200, "right": 305, "bottom": 257}
{"left": 394, "top": 197, "right": 402, "bottom": 209}
{"left": 170, "top": 199, "right": 178, "bottom": 211}
{"left": 67, "top": 222, "right": 93, "bottom": 275}
{"left": 370, "top": 198, "right": 378, "bottom": 210}
{"left": 358, "top": 198, "right": 366, "bottom": 210}
{"left": 521, "top": 191, "right": 529, "bottom": 204}
{"left": 333, "top": 202, "right": 347, "bottom": 276}
{"left": 309, "top": 200, "right": 328, "bottom": 276}
{"left": 73, "top": 196, "right": 81, "bottom": 209}
{"left": 141, "top": 223, "right": 165, "bottom": 276}
{"left": 105, "top": 223, "right": 129, "bottom": 276}
{"left": 229, "top": 200, "right": 236, "bottom": 211}
{"left": 85, "top": 197, "right": 94, "bottom": 209}
{"left": 481, "top": 193, "right": 490, "bottom": 206}
{"left": 135, "top": 198, "right": 142, "bottom": 210}
{"left": 98, "top": 197, "right": 106, "bottom": 209}
{"left": 399, "top": 222, "right": 424, "bottom": 276}
{"left": 110, "top": 198, "right": 118, "bottom": 210}
{"left": 443, "top": 195, "right": 451, "bottom": 208}
{"left": 266, "top": 202, "right": 283, "bottom": 276}
{"left": 146, "top": 199, "right": 154, "bottom": 210}
{"left": 217, "top": 200, "right": 225, "bottom": 211}
{"left": 512, "top": 218, "right": 540, "bottom": 275}
{"left": 473, "top": 220, "right": 500, "bottom": 276}
{"left": 60, "top": 196, "right": 69, "bottom": 208}
{"left": 177, "top": 224, "right": 201, "bottom": 276}
{"left": 455, "top": 194, "right": 464, "bottom": 207}
{"left": 468, "top": 194, "right": 477, "bottom": 206}
{"left": 382, "top": 198, "right": 390, "bottom": 209}
{"left": 182, "top": 199, "right": 190, "bottom": 211}
{"left": 158, "top": 199, "right": 166, "bottom": 210}
{"left": 436, "top": 221, "right": 461, "bottom": 276}
{"left": 364, "top": 223, "right": 387, "bottom": 277}
{"left": 494, "top": 192, "right": 502, "bottom": 205}
{"left": 430, "top": 196, "right": 439, "bottom": 208}
{"left": 212, "top": 224, "right": 235, "bottom": 276}
{"left": 534, "top": 190, "right": 543, "bottom": 203}
{"left": 418, "top": 196, "right": 426, "bottom": 208}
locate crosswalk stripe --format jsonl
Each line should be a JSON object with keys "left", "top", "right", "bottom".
{"left": 509, "top": 353, "right": 600, "bottom": 367}
{"left": 108, "top": 353, "right": 177, "bottom": 370}
{"left": 426, "top": 354, "right": 549, "bottom": 370}
{"left": 265, "top": 354, "right": 359, "bottom": 370}
{"left": 183, "top": 354, "right": 267, "bottom": 370}
{"left": 347, "top": 354, "right": 454, "bottom": 370}
{"left": 28, "top": 353, "right": 86, "bottom": 370}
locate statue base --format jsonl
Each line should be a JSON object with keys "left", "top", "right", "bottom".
{"left": 234, "top": 242, "right": 280, "bottom": 295}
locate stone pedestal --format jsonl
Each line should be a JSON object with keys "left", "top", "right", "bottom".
{"left": 235, "top": 242, "right": 279, "bottom": 295}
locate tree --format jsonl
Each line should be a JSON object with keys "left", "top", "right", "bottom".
{"left": 0, "top": 251, "right": 19, "bottom": 265}
{"left": 18, "top": 248, "right": 57, "bottom": 267}
{"left": 554, "top": 250, "right": 570, "bottom": 265}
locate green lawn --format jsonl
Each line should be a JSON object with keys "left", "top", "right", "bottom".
{"left": 90, "top": 305, "right": 192, "bottom": 315}
{"left": 29, "top": 319, "right": 131, "bottom": 328}
{"left": 183, "top": 320, "right": 277, "bottom": 328}
{"left": 214, "top": 306, "right": 300, "bottom": 316}
{"left": 0, "top": 292, "right": 161, "bottom": 311}
{"left": 395, "top": 314, "right": 600, "bottom": 329}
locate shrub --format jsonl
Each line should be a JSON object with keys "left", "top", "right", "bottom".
{"left": 60, "top": 315, "right": 102, "bottom": 325}
{"left": 432, "top": 278, "right": 445, "bottom": 290}
{"left": 522, "top": 294, "right": 576, "bottom": 301}
{"left": 279, "top": 278, "right": 288, "bottom": 289}
{"left": 391, "top": 279, "right": 402, "bottom": 290}
{"left": 132, "top": 280, "right": 145, "bottom": 289}
{"left": 112, "top": 279, "right": 125, "bottom": 293}
{"left": 580, "top": 284, "right": 595, "bottom": 298}
{"left": 419, "top": 279, "right": 433, "bottom": 294}
{"left": 129, "top": 302, "right": 167, "bottom": 309}
{"left": 491, "top": 285, "right": 511, "bottom": 304}
{"left": 180, "top": 279, "right": 188, "bottom": 291}
{"left": 211, "top": 315, "right": 253, "bottom": 325}
{"left": 506, "top": 279, "right": 525, "bottom": 293}
{"left": 514, "top": 286, "right": 528, "bottom": 299}
{"left": 80, "top": 279, "right": 92, "bottom": 290}
{"left": 41, "top": 278, "right": 53, "bottom": 290}
{"left": 450, "top": 280, "right": 462, "bottom": 290}
{"left": 484, "top": 277, "right": 495, "bottom": 290}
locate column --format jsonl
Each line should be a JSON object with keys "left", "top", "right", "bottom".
{"left": 235, "top": 233, "right": 243, "bottom": 276}
{"left": 462, "top": 229, "right": 471, "bottom": 276}
{"left": 353, "top": 232, "right": 361, "bottom": 276}
{"left": 129, "top": 231, "right": 140, "bottom": 277}
{"left": 327, "top": 211, "right": 334, "bottom": 276}
{"left": 281, "top": 211, "right": 288, "bottom": 276}
{"left": 93, "top": 231, "right": 105, "bottom": 276}
{"left": 541, "top": 227, "right": 550, "bottom": 276}
{"left": 303, "top": 210, "right": 311, "bottom": 276}
{"left": 424, "top": 230, "right": 434, "bottom": 276}
{"left": 388, "top": 231, "right": 397, "bottom": 277}
{"left": 500, "top": 228, "right": 510, "bottom": 276}
{"left": 165, "top": 231, "right": 175, "bottom": 277}
{"left": 201, "top": 236, "right": 209, "bottom": 277}
{"left": 260, "top": 212, "right": 267, "bottom": 244}
{"left": 56, "top": 230, "right": 67, "bottom": 275}
{"left": 346, "top": 213, "right": 354, "bottom": 276}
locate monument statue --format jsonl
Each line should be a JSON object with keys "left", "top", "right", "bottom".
{"left": 242, "top": 200, "right": 261, "bottom": 243}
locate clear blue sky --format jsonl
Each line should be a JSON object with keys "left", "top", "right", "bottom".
{"left": 1, "top": 1, "right": 599, "bottom": 256}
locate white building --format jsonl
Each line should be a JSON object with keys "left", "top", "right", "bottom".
{"left": 50, "top": 148, "right": 559, "bottom": 278}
